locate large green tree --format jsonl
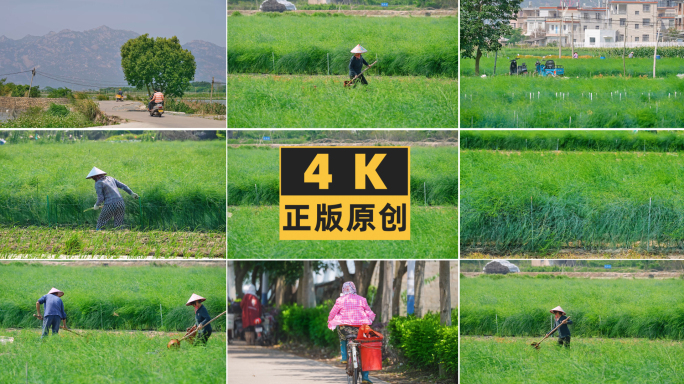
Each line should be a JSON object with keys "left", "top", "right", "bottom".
{"left": 120, "top": 35, "right": 196, "bottom": 97}
{"left": 461, "top": 0, "right": 522, "bottom": 75}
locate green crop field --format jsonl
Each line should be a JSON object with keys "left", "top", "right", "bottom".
{"left": 461, "top": 76, "right": 684, "bottom": 128}
{"left": 461, "top": 148, "right": 684, "bottom": 255}
{"left": 461, "top": 336, "right": 684, "bottom": 383}
{"left": 461, "top": 275, "right": 684, "bottom": 339}
{"left": 0, "top": 263, "right": 226, "bottom": 331}
{"left": 228, "top": 14, "right": 457, "bottom": 77}
{"left": 0, "top": 227, "right": 226, "bottom": 258}
{"left": 461, "top": 130, "right": 684, "bottom": 152}
{"left": 0, "top": 329, "right": 226, "bottom": 383}
{"left": 227, "top": 75, "right": 457, "bottom": 128}
{"left": 228, "top": 206, "right": 457, "bottom": 258}
{"left": 462, "top": 57, "right": 684, "bottom": 78}
{"left": 228, "top": 145, "right": 458, "bottom": 206}
{"left": 0, "top": 140, "right": 226, "bottom": 231}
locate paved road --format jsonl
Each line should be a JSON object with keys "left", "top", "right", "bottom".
{"left": 97, "top": 100, "right": 225, "bottom": 128}
{"left": 228, "top": 342, "right": 390, "bottom": 384}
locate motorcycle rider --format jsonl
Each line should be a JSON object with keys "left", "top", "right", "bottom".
{"left": 148, "top": 88, "right": 164, "bottom": 111}
{"left": 117, "top": 88, "right": 123, "bottom": 97}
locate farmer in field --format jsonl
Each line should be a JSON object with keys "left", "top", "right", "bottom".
{"left": 628, "top": 51, "right": 634, "bottom": 59}
{"left": 546, "top": 306, "right": 573, "bottom": 348}
{"left": 186, "top": 293, "right": 213, "bottom": 345}
{"left": 328, "top": 282, "right": 376, "bottom": 384}
{"left": 349, "top": 45, "right": 370, "bottom": 86}
{"left": 86, "top": 167, "right": 139, "bottom": 230}
{"left": 240, "top": 284, "right": 261, "bottom": 345}
{"left": 36, "top": 288, "right": 67, "bottom": 339}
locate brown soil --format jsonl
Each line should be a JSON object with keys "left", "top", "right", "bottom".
{"left": 232, "top": 9, "right": 457, "bottom": 17}
{"left": 275, "top": 342, "right": 455, "bottom": 383}
{"left": 0, "top": 260, "right": 225, "bottom": 267}
{"left": 463, "top": 248, "right": 684, "bottom": 259}
{"left": 462, "top": 271, "right": 683, "bottom": 279}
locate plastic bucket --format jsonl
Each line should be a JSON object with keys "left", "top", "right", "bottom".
{"left": 359, "top": 341, "right": 382, "bottom": 371}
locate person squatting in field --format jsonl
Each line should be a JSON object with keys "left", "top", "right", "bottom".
{"left": 86, "top": 167, "right": 138, "bottom": 230}
{"left": 547, "top": 306, "right": 572, "bottom": 348}
{"left": 240, "top": 284, "right": 262, "bottom": 345}
{"left": 36, "top": 288, "right": 67, "bottom": 339}
{"left": 328, "top": 282, "right": 376, "bottom": 384}
{"left": 186, "top": 293, "right": 213, "bottom": 345}
{"left": 349, "top": 45, "right": 370, "bottom": 86}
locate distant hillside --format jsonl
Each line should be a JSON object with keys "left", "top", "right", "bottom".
{"left": 0, "top": 26, "right": 226, "bottom": 90}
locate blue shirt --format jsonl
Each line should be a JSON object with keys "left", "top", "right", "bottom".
{"left": 38, "top": 294, "right": 67, "bottom": 319}
{"left": 95, "top": 176, "right": 133, "bottom": 206}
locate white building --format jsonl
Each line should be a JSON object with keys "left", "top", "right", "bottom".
{"left": 584, "top": 28, "right": 619, "bottom": 46}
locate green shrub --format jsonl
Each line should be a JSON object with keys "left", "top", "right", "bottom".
{"left": 74, "top": 99, "right": 100, "bottom": 121}
{"left": 73, "top": 92, "right": 90, "bottom": 100}
{"left": 278, "top": 302, "right": 339, "bottom": 349}
{"left": 231, "top": 11, "right": 242, "bottom": 16}
{"left": 46, "top": 103, "right": 70, "bottom": 117}
{"left": 387, "top": 313, "right": 457, "bottom": 375}
{"left": 95, "top": 94, "right": 109, "bottom": 101}
{"left": 47, "top": 87, "right": 72, "bottom": 98}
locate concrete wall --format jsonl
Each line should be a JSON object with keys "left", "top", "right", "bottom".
{"left": 0, "top": 97, "right": 70, "bottom": 110}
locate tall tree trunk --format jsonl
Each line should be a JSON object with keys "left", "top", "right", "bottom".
{"left": 234, "top": 262, "right": 249, "bottom": 298}
{"left": 381, "top": 261, "right": 394, "bottom": 324}
{"left": 275, "top": 276, "right": 287, "bottom": 307}
{"left": 392, "top": 261, "right": 408, "bottom": 316}
{"left": 371, "top": 265, "right": 385, "bottom": 322}
{"left": 300, "top": 261, "right": 316, "bottom": 308}
{"left": 438, "top": 261, "right": 452, "bottom": 378}
{"left": 414, "top": 261, "right": 426, "bottom": 318}
{"left": 475, "top": 47, "right": 483, "bottom": 75}
{"left": 439, "top": 261, "right": 452, "bottom": 326}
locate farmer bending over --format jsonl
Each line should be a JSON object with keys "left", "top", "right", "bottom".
{"left": 86, "top": 167, "right": 138, "bottom": 230}
{"left": 186, "top": 293, "right": 213, "bottom": 345}
{"left": 547, "top": 306, "right": 572, "bottom": 348}
{"left": 36, "top": 288, "right": 67, "bottom": 339}
{"left": 328, "top": 282, "right": 376, "bottom": 384}
{"left": 349, "top": 45, "right": 370, "bottom": 86}
{"left": 240, "top": 284, "right": 262, "bottom": 345}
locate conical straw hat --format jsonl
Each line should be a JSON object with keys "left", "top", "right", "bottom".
{"left": 48, "top": 288, "right": 64, "bottom": 297}
{"left": 550, "top": 306, "right": 566, "bottom": 315}
{"left": 86, "top": 167, "right": 106, "bottom": 179}
{"left": 186, "top": 293, "right": 206, "bottom": 306}
{"left": 350, "top": 44, "right": 367, "bottom": 54}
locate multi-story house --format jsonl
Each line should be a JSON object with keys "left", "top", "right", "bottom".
{"left": 678, "top": 1, "right": 684, "bottom": 31}
{"left": 609, "top": 1, "right": 658, "bottom": 42}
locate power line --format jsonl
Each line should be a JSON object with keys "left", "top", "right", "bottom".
{"left": 0, "top": 70, "right": 33, "bottom": 77}
{"left": 38, "top": 71, "right": 130, "bottom": 87}
{"left": 35, "top": 73, "right": 128, "bottom": 89}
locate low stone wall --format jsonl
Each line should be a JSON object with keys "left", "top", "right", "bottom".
{"left": 0, "top": 97, "right": 70, "bottom": 110}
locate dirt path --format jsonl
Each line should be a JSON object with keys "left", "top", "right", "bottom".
{"left": 97, "top": 101, "right": 225, "bottom": 128}
{"left": 462, "top": 271, "right": 683, "bottom": 279}
{"left": 228, "top": 341, "right": 391, "bottom": 384}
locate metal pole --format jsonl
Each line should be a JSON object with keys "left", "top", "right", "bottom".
{"left": 210, "top": 77, "right": 214, "bottom": 104}
{"left": 27, "top": 68, "right": 35, "bottom": 98}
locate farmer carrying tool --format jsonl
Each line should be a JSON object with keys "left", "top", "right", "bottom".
{"left": 240, "top": 284, "right": 261, "bottom": 345}
{"left": 328, "top": 282, "right": 376, "bottom": 384}
{"left": 36, "top": 288, "right": 67, "bottom": 339}
{"left": 86, "top": 167, "right": 138, "bottom": 230}
{"left": 186, "top": 293, "right": 213, "bottom": 345}
{"left": 547, "top": 306, "right": 573, "bottom": 348}
{"left": 348, "top": 45, "right": 372, "bottom": 87}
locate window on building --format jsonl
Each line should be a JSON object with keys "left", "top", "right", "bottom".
{"left": 573, "top": 25, "right": 577, "bottom": 31}
{"left": 643, "top": 34, "right": 649, "bottom": 42}
{"left": 620, "top": 18, "right": 626, "bottom": 26}
{"left": 635, "top": 10, "right": 639, "bottom": 15}
{"left": 564, "top": 25, "right": 567, "bottom": 30}
{"left": 635, "top": 36, "right": 640, "bottom": 41}
{"left": 635, "top": 23, "right": 639, "bottom": 29}
{"left": 643, "top": 18, "right": 650, "bottom": 26}
{"left": 643, "top": 4, "right": 650, "bottom": 12}
{"left": 595, "top": 25, "right": 600, "bottom": 29}
{"left": 590, "top": 37, "right": 596, "bottom": 45}
{"left": 596, "top": 13, "right": 600, "bottom": 19}
{"left": 584, "top": 12, "right": 589, "bottom": 19}
{"left": 584, "top": 25, "right": 587, "bottom": 31}
{"left": 669, "top": 20, "right": 674, "bottom": 27}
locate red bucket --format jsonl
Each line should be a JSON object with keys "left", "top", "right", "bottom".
{"left": 359, "top": 341, "right": 382, "bottom": 371}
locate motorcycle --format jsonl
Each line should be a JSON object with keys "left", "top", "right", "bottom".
{"left": 149, "top": 102, "right": 164, "bottom": 117}
{"left": 255, "top": 310, "right": 277, "bottom": 346}
{"left": 115, "top": 94, "right": 124, "bottom": 102}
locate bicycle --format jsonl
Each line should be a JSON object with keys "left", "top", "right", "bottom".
{"left": 345, "top": 337, "right": 362, "bottom": 384}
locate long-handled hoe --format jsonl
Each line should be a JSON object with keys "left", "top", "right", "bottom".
{"left": 167, "top": 310, "right": 227, "bottom": 349}
{"left": 530, "top": 317, "right": 570, "bottom": 350}
{"left": 33, "top": 314, "right": 84, "bottom": 337}
{"left": 344, "top": 61, "right": 378, "bottom": 88}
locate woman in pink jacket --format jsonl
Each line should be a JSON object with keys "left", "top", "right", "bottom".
{"left": 328, "top": 282, "right": 376, "bottom": 384}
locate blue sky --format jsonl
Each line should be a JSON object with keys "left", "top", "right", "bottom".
{"left": 0, "top": 0, "right": 226, "bottom": 46}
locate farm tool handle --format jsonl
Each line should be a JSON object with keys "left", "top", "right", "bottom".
{"left": 350, "top": 60, "right": 378, "bottom": 83}
{"left": 33, "top": 314, "right": 83, "bottom": 337}
{"left": 531, "top": 316, "right": 570, "bottom": 349}
{"left": 179, "top": 311, "right": 227, "bottom": 342}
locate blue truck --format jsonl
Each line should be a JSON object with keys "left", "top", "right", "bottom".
{"left": 535, "top": 60, "right": 564, "bottom": 76}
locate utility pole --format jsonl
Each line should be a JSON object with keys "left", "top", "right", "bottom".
{"left": 27, "top": 68, "right": 35, "bottom": 98}
{"left": 653, "top": 20, "right": 660, "bottom": 78}
{"left": 571, "top": 14, "right": 575, "bottom": 56}
{"left": 210, "top": 77, "right": 214, "bottom": 104}
{"left": 493, "top": 51, "right": 498, "bottom": 75}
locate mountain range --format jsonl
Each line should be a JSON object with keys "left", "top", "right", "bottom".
{"left": 0, "top": 26, "right": 226, "bottom": 90}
